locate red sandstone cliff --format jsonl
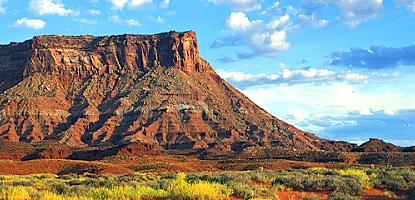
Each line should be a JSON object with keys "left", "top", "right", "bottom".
{"left": 0, "top": 31, "right": 352, "bottom": 151}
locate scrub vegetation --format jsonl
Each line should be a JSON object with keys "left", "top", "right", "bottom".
{"left": 0, "top": 166, "right": 414, "bottom": 200}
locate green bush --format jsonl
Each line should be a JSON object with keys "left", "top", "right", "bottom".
{"left": 0, "top": 186, "right": 31, "bottom": 200}
{"left": 49, "top": 183, "right": 70, "bottom": 195}
{"left": 168, "top": 172, "right": 231, "bottom": 199}
{"left": 407, "top": 186, "right": 415, "bottom": 200}
{"left": 303, "top": 196, "right": 323, "bottom": 200}
{"left": 339, "top": 169, "right": 373, "bottom": 189}
{"left": 327, "top": 178, "right": 362, "bottom": 196}
{"left": 327, "top": 192, "right": 359, "bottom": 200}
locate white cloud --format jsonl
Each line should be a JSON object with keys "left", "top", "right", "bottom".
{"left": 157, "top": 15, "right": 163, "bottom": 23}
{"left": 109, "top": 0, "right": 152, "bottom": 9}
{"left": 226, "top": 12, "right": 260, "bottom": 30}
{"left": 395, "top": 0, "right": 415, "bottom": 12}
{"left": 297, "top": 14, "right": 329, "bottom": 28}
{"left": 87, "top": 9, "right": 101, "bottom": 15}
{"left": 109, "top": 15, "right": 141, "bottom": 26}
{"left": 240, "top": 75, "right": 415, "bottom": 135}
{"left": 251, "top": 31, "right": 290, "bottom": 53}
{"left": 159, "top": 0, "right": 169, "bottom": 8}
{"left": 311, "top": 0, "right": 383, "bottom": 28}
{"left": 109, "top": 0, "right": 128, "bottom": 9}
{"left": 261, "top": 1, "right": 299, "bottom": 16}
{"left": 125, "top": 19, "right": 140, "bottom": 26}
{"left": 218, "top": 68, "right": 371, "bottom": 86}
{"left": 213, "top": 12, "right": 290, "bottom": 58}
{"left": 266, "top": 14, "right": 289, "bottom": 29}
{"left": 29, "top": 0, "right": 77, "bottom": 16}
{"left": 208, "top": 0, "right": 263, "bottom": 11}
{"left": 79, "top": 18, "right": 98, "bottom": 24}
{"left": 11, "top": 18, "right": 46, "bottom": 29}
{"left": 0, "top": 0, "right": 7, "bottom": 13}
{"left": 130, "top": 0, "right": 152, "bottom": 6}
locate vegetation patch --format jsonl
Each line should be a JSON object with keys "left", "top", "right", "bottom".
{"left": 0, "top": 167, "right": 413, "bottom": 199}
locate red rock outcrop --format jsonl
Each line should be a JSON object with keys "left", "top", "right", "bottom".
{"left": 352, "top": 138, "right": 402, "bottom": 152}
{"left": 0, "top": 31, "right": 353, "bottom": 151}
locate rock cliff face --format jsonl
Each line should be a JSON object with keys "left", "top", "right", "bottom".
{"left": 0, "top": 31, "right": 351, "bottom": 151}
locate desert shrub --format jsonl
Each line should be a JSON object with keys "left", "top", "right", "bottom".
{"left": 382, "top": 190, "right": 396, "bottom": 198}
{"left": 303, "top": 196, "right": 323, "bottom": 200}
{"left": 249, "top": 168, "right": 278, "bottom": 183}
{"left": 382, "top": 176, "right": 408, "bottom": 191}
{"left": 67, "top": 179, "right": 82, "bottom": 186}
{"left": 39, "top": 190, "right": 66, "bottom": 200}
{"left": 187, "top": 171, "right": 249, "bottom": 185}
{"left": 83, "top": 173, "right": 98, "bottom": 179}
{"left": 10, "top": 181, "right": 35, "bottom": 187}
{"left": 302, "top": 177, "right": 328, "bottom": 190}
{"left": 59, "top": 174, "right": 79, "bottom": 180}
{"left": 230, "top": 181, "right": 258, "bottom": 199}
{"left": 80, "top": 178, "right": 107, "bottom": 187}
{"left": 159, "top": 172, "right": 177, "bottom": 180}
{"left": 272, "top": 174, "right": 304, "bottom": 190}
{"left": 30, "top": 173, "right": 58, "bottom": 180}
{"left": 327, "top": 192, "right": 359, "bottom": 200}
{"left": 168, "top": 172, "right": 231, "bottom": 199}
{"left": 49, "top": 183, "right": 71, "bottom": 195}
{"left": 118, "top": 173, "right": 146, "bottom": 182}
{"left": 339, "top": 169, "right": 373, "bottom": 189}
{"left": 148, "top": 178, "right": 174, "bottom": 191}
{"left": 66, "top": 185, "right": 92, "bottom": 197}
{"left": 406, "top": 186, "right": 415, "bottom": 200}
{"left": 88, "top": 187, "right": 113, "bottom": 200}
{"left": 327, "top": 178, "right": 362, "bottom": 196}
{"left": 0, "top": 186, "right": 31, "bottom": 200}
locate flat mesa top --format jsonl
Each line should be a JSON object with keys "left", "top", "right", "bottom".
{"left": 0, "top": 30, "right": 197, "bottom": 47}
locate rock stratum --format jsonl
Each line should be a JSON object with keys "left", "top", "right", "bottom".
{"left": 0, "top": 31, "right": 352, "bottom": 152}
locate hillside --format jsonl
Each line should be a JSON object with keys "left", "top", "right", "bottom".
{"left": 0, "top": 31, "right": 353, "bottom": 152}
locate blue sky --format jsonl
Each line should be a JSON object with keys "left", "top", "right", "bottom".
{"left": 0, "top": 0, "right": 414, "bottom": 146}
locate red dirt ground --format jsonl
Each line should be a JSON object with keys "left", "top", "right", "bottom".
{"left": 0, "top": 159, "right": 133, "bottom": 175}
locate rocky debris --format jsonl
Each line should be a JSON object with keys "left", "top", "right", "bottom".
{"left": 0, "top": 139, "right": 35, "bottom": 160}
{"left": 0, "top": 30, "right": 354, "bottom": 152}
{"left": 352, "top": 138, "right": 402, "bottom": 152}
{"left": 21, "top": 141, "right": 73, "bottom": 160}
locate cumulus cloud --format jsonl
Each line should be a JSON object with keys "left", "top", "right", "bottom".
{"left": 0, "top": 0, "right": 7, "bottom": 13}
{"left": 311, "top": 0, "right": 383, "bottom": 28}
{"left": 208, "top": 0, "right": 263, "bottom": 11}
{"left": 217, "top": 68, "right": 374, "bottom": 88}
{"left": 87, "top": 9, "right": 101, "bottom": 15}
{"left": 261, "top": 2, "right": 329, "bottom": 30}
{"left": 395, "top": 0, "right": 415, "bottom": 12}
{"left": 330, "top": 44, "right": 415, "bottom": 69}
{"left": 159, "top": 0, "right": 169, "bottom": 8}
{"left": 29, "top": 0, "right": 77, "bottom": 16}
{"left": 11, "top": 18, "right": 46, "bottom": 29}
{"left": 239, "top": 73, "right": 415, "bottom": 143}
{"left": 78, "top": 18, "right": 98, "bottom": 24}
{"left": 212, "top": 3, "right": 332, "bottom": 59}
{"left": 108, "top": 15, "right": 141, "bottom": 26}
{"left": 212, "top": 12, "right": 290, "bottom": 58}
{"left": 297, "top": 13, "right": 328, "bottom": 28}
{"left": 261, "top": 2, "right": 298, "bottom": 16}
{"left": 108, "top": 0, "right": 152, "bottom": 9}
